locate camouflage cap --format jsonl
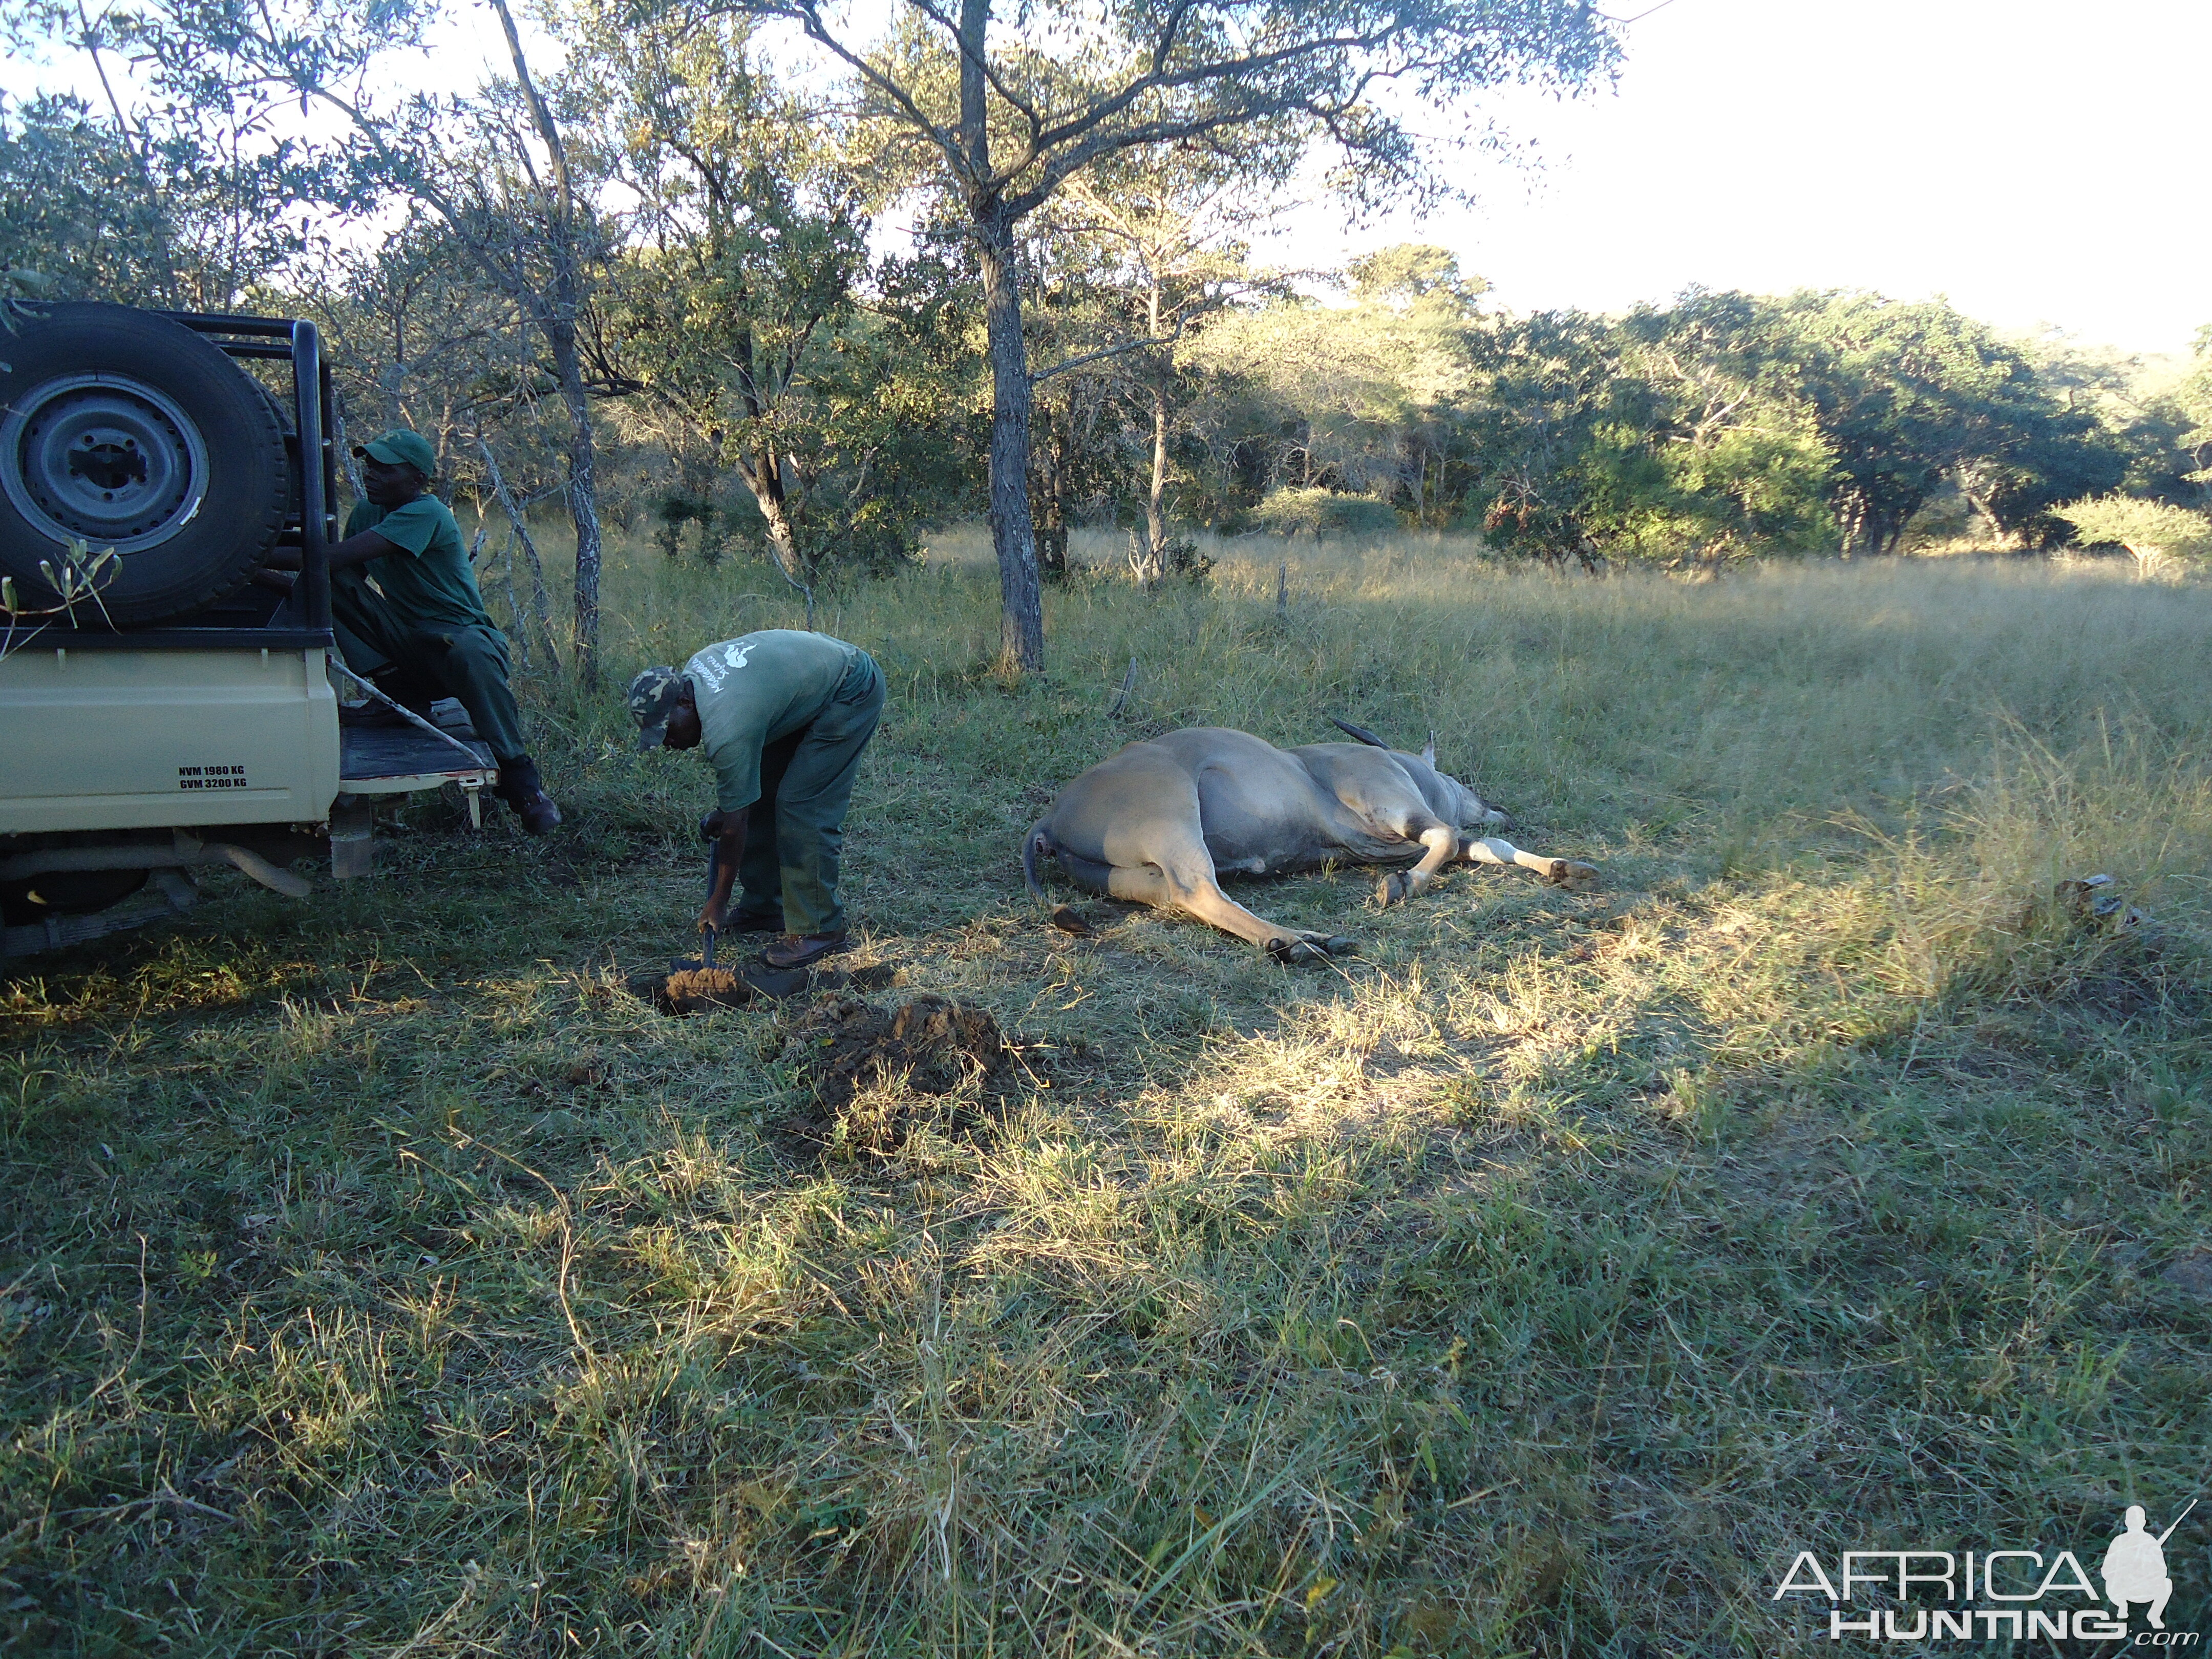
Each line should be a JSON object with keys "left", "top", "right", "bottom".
{"left": 628, "top": 666, "right": 687, "bottom": 750}
{"left": 352, "top": 428, "right": 438, "bottom": 479}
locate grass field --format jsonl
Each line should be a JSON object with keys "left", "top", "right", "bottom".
{"left": 4, "top": 531, "right": 2210, "bottom": 1656}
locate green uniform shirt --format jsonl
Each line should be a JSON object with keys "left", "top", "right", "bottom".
{"left": 686, "top": 630, "right": 866, "bottom": 813}
{"left": 345, "top": 495, "right": 492, "bottom": 632}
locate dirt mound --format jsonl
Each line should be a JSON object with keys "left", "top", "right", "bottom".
{"left": 788, "top": 993, "right": 1011, "bottom": 1154}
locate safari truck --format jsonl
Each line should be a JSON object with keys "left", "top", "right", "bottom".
{"left": 0, "top": 302, "right": 498, "bottom": 959}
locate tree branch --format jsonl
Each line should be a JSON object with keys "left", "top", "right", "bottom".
{"left": 1032, "top": 319, "right": 1184, "bottom": 385}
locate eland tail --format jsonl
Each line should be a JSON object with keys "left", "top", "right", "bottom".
{"left": 1022, "top": 817, "right": 1054, "bottom": 900}
{"left": 1329, "top": 715, "right": 1392, "bottom": 749}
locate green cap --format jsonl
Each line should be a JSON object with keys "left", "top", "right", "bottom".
{"left": 353, "top": 428, "right": 438, "bottom": 478}
{"left": 628, "top": 665, "right": 686, "bottom": 750}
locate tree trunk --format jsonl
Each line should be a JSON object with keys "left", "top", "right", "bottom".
{"left": 734, "top": 446, "right": 805, "bottom": 581}
{"left": 546, "top": 320, "right": 603, "bottom": 688}
{"left": 974, "top": 206, "right": 1045, "bottom": 671}
{"left": 1838, "top": 491, "right": 1866, "bottom": 558}
{"left": 1034, "top": 398, "right": 1067, "bottom": 579}
{"left": 742, "top": 457, "right": 819, "bottom": 624}
{"left": 1143, "top": 371, "right": 1171, "bottom": 586}
{"left": 1140, "top": 279, "right": 1172, "bottom": 584}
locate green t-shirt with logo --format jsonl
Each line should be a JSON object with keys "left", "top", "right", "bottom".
{"left": 686, "top": 630, "right": 865, "bottom": 812}
{"left": 345, "top": 495, "right": 491, "bottom": 632}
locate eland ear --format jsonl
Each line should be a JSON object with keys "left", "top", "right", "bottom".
{"left": 1421, "top": 731, "right": 1437, "bottom": 768}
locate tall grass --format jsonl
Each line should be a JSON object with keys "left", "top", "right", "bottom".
{"left": 4, "top": 533, "right": 2208, "bottom": 1655}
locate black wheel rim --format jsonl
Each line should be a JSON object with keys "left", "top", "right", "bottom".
{"left": 1, "top": 373, "right": 209, "bottom": 552}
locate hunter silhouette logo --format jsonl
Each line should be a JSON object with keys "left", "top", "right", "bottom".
{"left": 2106, "top": 1502, "right": 2195, "bottom": 1630}
{"left": 1775, "top": 1500, "right": 2201, "bottom": 1643}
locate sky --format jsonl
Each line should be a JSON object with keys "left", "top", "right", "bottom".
{"left": 7, "top": 0, "right": 2206, "bottom": 355}
{"left": 1313, "top": 0, "right": 2211, "bottom": 356}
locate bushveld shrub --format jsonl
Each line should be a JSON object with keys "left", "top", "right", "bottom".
{"left": 2055, "top": 493, "right": 2212, "bottom": 575}
{"left": 1248, "top": 486, "right": 1401, "bottom": 539}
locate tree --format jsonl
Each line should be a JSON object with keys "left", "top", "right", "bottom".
{"left": 2173, "top": 325, "right": 2212, "bottom": 503}
{"left": 1051, "top": 158, "right": 1278, "bottom": 583}
{"left": 729, "top": 0, "right": 1618, "bottom": 668}
{"left": 0, "top": 11, "right": 353, "bottom": 311}
{"left": 1779, "top": 293, "right": 2122, "bottom": 555}
{"left": 574, "top": 0, "right": 956, "bottom": 599}
{"left": 2054, "top": 495, "right": 2212, "bottom": 577}
{"left": 1186, "top": 249, "right": 1482, "bottom": 512}
{"left": 302, "top": 213, "right": 537, "bottom": 479}
{"left": 29, "top": 0, "right": 628, "bottom": 683}
{"left": 0, "top": 93, "right": 171, "bottom": 301}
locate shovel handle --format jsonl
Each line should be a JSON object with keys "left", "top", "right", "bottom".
{"left": 698, "top": 826, "right": 730, "bottom": 969}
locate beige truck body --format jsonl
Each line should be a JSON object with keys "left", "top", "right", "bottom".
{"left": 0, "top": 642, "right": 342, "bottom": 834}
{"left": 0, "top": 640, "right": 497, "bottom": 956}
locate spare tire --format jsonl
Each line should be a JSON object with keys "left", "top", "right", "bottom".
{"left": 0, "top": 303, "right": 288, "bottom": 625}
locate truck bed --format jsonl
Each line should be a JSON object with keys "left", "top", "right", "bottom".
{"left": 339, "top": 724, "right": 496, "bottom": 792}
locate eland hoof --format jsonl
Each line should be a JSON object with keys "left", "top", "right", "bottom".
{"left": 1266, "top": 937, "right": 1328, "bottom": 966}
{"left": 1376, "top": 871, "right": 1409, "bottom": 907}
{"left": 1324, "top": 935, "right": 1357, "bottom": 955}
{"left": 1545, "top": 859, "right": 1600, "bottom": 891}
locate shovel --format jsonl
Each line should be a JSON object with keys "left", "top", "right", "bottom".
{"left": 661, "top": 821, "right": 815, "bottom": 1002}
{"left": 669, "top": 818, "right": 732, "bottom": 976}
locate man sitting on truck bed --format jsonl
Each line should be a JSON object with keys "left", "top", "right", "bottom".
{"left": 269, "top": 429, "right": 560, "bottom": 834}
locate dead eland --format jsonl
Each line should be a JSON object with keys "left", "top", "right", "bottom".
{"left": 1023, "top": 719, "right": 1599, "bottom": 961}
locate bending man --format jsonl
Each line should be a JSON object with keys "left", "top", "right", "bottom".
{"left": 630, "top": 631, "right": 884, "bottom": 970}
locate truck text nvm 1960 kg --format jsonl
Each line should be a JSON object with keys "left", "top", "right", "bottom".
{"left": 0, "top": 302, "right": 502, "bottom": 959}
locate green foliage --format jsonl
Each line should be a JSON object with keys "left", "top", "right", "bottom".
{"left": 2055, "top": 494, "right": 2212, "bottom": 568}
{"left": 1185, "top": 279, "right": 2143, "bottom": 566}
{"left": 1248, "top": 486, "right": 1400, "bottom": 538}
{"left": 0, "top": 82, "right": 339, "bottom": 310}
{"left": 1, "top": 0, "right": 2196, "bottom": 604}
{"left": 582, "top": 0, "right": 969, "bottom": 582}
{"left": 0, "top": 95, "right": 164, "bottom": 300}
{"left": 1346, "top": 243, "right": 1487, "bottom": 312}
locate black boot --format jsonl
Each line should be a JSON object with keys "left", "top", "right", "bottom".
{"left": 496, "top": 755, "right": 562, "bottom": 834}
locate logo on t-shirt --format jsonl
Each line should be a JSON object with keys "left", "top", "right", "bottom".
{"left": 687, "top": 639, "right": 756, "bottom": 693}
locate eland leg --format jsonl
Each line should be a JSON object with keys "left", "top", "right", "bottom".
{"left": 1376, "top": 823, "right": 1461, "bottom": 907}
{"left": 1463, "top": 835, "right": 1599, "bottom": 889}
{"left": 1160, "top": 859, "right": 1349, "bottom": 963}
{"left": 1109, "top": 834, "right": 1350, "bottom": 963}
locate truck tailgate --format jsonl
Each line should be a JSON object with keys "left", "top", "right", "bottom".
{"left": 0, "top": 645, "right": 340, "bottom": 833}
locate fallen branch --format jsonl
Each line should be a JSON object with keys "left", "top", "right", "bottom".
{"left": 1107, "top": 656, "right": 1138, "bottom": 718}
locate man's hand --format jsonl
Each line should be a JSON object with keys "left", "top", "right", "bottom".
{"left": 699, "top": 806, "right": 747, "bottom": 936}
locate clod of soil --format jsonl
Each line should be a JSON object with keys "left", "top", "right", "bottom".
{"left": 2159, "top": 1252, "right": 2212, "bottom": 1301}
{"left": 799, "top": 993, "right": 1009, "bottom": 1104}
{"left": 786, "top": 993, "right": 1011, "bottom": 1154}
{"left": 635, "top": 960, "right": 901, "bottom": 1014}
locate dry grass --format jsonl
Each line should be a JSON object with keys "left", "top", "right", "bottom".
{"left": 3, "top": 535, "right": 2210, "bottom": 1655}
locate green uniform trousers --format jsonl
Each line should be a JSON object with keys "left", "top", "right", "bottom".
{"left": 331, "top": 568, "right": 530, "bottom": 764}
{"left": 733, "top": 652, "right": 884, "bottom": 938}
